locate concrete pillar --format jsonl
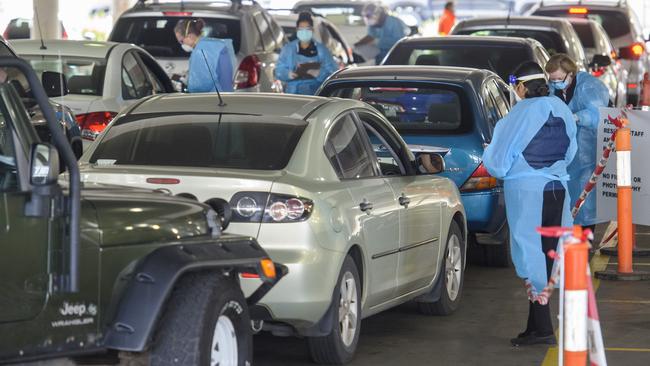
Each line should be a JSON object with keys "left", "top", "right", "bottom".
{"left": 32, "top": 0, "right": 60, "bottom": 40}
{"left": 113, "top": 0, "right": 134, "bottom": 24}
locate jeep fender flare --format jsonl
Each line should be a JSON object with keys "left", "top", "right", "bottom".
{"left": 103, "top": 236, "right": 269, "bottom": 352}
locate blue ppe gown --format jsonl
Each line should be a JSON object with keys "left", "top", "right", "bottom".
{"left": 483, "top": 96, "right": 577, "bottom": 294}
{"left": 550, "top": 71, "right": 609, "bottom": 226}
{"left": 368, "top": 15, "right": 410, "bottom": 64}
{"left": 187, "top": 37, "right": 236, "bottom": 93}
{"left": 275, "top": 39, "right": 339, "bottom": 95}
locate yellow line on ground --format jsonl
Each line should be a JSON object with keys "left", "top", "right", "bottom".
{"left": 599, "top": 299, "right": 650, "bottom": 304}
{"left": 605, "top": 348, "right": 650, "bottom": 352}
{"left": 541, "top": 252, "right": 610, "bottom": 366}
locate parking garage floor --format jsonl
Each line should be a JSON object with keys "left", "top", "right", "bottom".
{"left": 19, "top": 227, "right": 650, "bottom": 366}
{"left": 255, "top": 225, "right": 650, "bottom": 366}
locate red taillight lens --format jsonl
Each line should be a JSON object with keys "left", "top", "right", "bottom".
{"left": 591, "top": 67, "right": 605, "bottom": 77}
{"left": 569, "top": 7, "right": 588, "bottom": 14}
{"left": 76, "top": 111, "right": 117, "bottom": 141}
{"left": 460, "top": 163, "right": 498, "bottom": 192}
{"left": 628, "top": 83, "right": 639, "bottom": 89}
{"left": 240, "top": 273, "right": 260, "bottom": 279}
{"left": 234, "top": 55, "right": 261, "bottom": 90}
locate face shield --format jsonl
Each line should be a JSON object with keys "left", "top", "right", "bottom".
{"left": 508, "top": 73, "right": 547, "bottom": 105}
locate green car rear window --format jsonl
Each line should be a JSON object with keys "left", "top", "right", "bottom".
{"left": 89, "top": 114, "right": 306, "bottom": 170}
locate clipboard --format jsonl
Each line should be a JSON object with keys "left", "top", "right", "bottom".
{"left": 295, "top": 62, "right": 321, "bottom": 79}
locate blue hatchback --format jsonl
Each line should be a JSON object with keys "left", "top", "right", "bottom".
{"left": 319, "top": 65, "right": 512, "bottom": 266}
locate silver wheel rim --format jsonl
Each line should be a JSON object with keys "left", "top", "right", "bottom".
{"left": 210, "top": 315, "right": 238, "bottom": 366}
{"left": 445, "top": 234, "right": 462, "bottom": 301}
{"left": 338, "top": 271, "right": 358, "bottom": 347}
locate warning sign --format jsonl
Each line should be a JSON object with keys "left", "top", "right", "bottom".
{"left": 596, "top": 108, "right": 650, "bottom": 225}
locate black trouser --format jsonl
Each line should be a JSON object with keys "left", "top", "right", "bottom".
{"left": 524, "top": 183, "right": 565, "bottom": 337}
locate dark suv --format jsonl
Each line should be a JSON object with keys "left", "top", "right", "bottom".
{"left": 531, "top": 1, "right": 649, "bottom": 105}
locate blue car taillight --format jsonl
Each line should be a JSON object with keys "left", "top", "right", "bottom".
{"left": 230, "top": 192, "right": 313, "bottom": 223}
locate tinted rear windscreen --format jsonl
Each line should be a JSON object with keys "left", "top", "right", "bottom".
{"left": 321, "top": 83, "right": 471, "bottom": 134}
{"left": 457, "top": 29, "right": 567, "bottom": 55}
{"left": 90, "top": 115, "right": 305, "bottom": 170}
{"left": 534, "top": 9, "right": 630, "bottom": 39}
{"left": 384, "top": 44, "right": 530, "bottom": 82}
{"left": 110, "top": 16, "right": 241, "bottom": 57}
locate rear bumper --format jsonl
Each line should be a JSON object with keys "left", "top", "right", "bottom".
{"left": 461, "top": 188, "right": 506, "bottom": 238}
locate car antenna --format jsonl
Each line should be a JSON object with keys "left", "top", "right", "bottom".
{"left": 200, "top": 49, "right": 226, "bottom": 107}
{"left": 180, "top": 0, "right": 185, "bottom": 12}
{"left": 33, "top": 6, "right": 47, "bottom": 50}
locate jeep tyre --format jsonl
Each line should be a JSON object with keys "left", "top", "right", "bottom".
{"left": 418, "top": 221, "right": 465, "bottom": 316}
{"left": 149, "top": 272, "right": 252, "bottom": 366}
{"left": 307, "top": 256, "right": 361, "bottom": 364}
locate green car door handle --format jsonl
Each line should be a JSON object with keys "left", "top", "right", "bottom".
{"left": 359, "top": 200, "right": 373, "bottom": 213}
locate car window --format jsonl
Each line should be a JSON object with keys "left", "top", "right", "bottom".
{"left": 325, "top": 113, "right": 376, "bottom": 179}
{"left": 534, "top": 9, "right": 631, "bottom": 40}
{"left": 322, "top": 83, "right": 470, "bottom": 135}
{"left": 325, "top": 23, "right": 350, "bottom": 64}
{"left": 22, "top": 55, "right": 106, "bottom": 96}
{"left": 136, "top": 52, "right": 166, "bottom": 94}
{"left": 122, "top": 52, "right": 152, "bottom": 100}
{"left": 90, "top": 114, "right": 306, "bottom": 170}
{"left": 110, "top": 16, "right": 241, "bottom": 58}
{"left": 572, "top": 22, "right": 596, "bottom": 48}
{"left": 293, "top": 5, "right": 365, "bottom": 27}
{"left": 261, "top": 11, "right": 283, "bottom": 48}
{"left": 534, "top": 45, "right": 550, "bottom": 66}
{"left": 487, "top": 80, "right": 509, "bottom": 117}
{"left": 384, "top": 44, "right": 531, "bottom": 82}
{"left": 254, "top": 12, "right": 275, "bottom": 51}
{"left": 358, "top": 115, "right": 407, "bottom": 177}
{"left": 457, "top": 29, "right": 567, "bottom": 56}
{"left": 483, "top": 85, "right": 500, "bottom": 127}
{"left": 0, "top": 43, "right": 14, "bottom": 57}
{"left": 0, "top": 101, "right": 18, "bottom": 192}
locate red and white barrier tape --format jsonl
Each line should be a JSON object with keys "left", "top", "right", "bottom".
{"left": 571, "top": 107, "right": 630, "bottom": 219}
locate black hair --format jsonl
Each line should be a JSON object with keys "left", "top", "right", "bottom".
{"left": 297, "top": 11, "right": 314, "bottom": 27}
{"left": 445, "top": 2, "right": 454, "bottom": 10}
{"left": 513, "top": 61, "right": 549, "bottom": 98}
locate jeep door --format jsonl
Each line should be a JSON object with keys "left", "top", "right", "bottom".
{"left": 0, "top": 82, "right": 48, "bottom": 323}
{"left": 324, "top": 112, "right": 400, "bottom": 307}
{"left": 356, "top": 111, "right": 443, "bottom": 295}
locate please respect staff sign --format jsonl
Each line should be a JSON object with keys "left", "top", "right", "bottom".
{"left": 596, "top": 108, "right": 649, "bottom": 225}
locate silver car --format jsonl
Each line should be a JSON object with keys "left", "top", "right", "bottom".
{"left": 77, "top": 93, "right": 467, "bottom": 364}
{"left": 109, "top": 0, "right": 284, "bottom": 93}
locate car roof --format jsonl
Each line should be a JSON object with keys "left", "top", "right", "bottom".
{"left": 126, "top": 93, "right": 340, "bottom": 120}
{"left": 533, "top": 1, "right": 630, "bottom": 12}
{"left": 9, "top": 40, "right": 117, "bottom": 59}
{"left": 456, "top": 16, "right": 572, "bottom": 29}
{"left": 397, "top": 35, "right": 538, "bottom": 47}
{"left": 327, "top": 65, "right": 495, "bottom": 88}
{"left": 293, "top": 0, "right": 372, "bottom": 7}
{"left": 121, "top": 1, "right": 259, "bottom": 18}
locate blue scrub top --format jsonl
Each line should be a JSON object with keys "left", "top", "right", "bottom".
{"left": 550, "top": 71, "right": 610, "bottom": 226}
{"left": 368, "top": 14, "right": 410, "bottom": 63}
{"left": 275, "top": 39, "right": 339, "bottom": 95}
{"left": 483, "top": 96, "right": 577, "bottom": 294}
{"left": 187, "top": 37, "right": 236, "bottom": 93}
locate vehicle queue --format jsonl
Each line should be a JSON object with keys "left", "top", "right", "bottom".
{"left": 0, "top": 0, "right": 644, "bottom": 365}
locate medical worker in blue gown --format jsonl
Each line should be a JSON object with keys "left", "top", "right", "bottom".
{"left": 175, "top": 18, "right": 236, "bottom": 93}
{"left": 483, "top": 62, "right": 577, "bottom": 347}
{"left": 275, "top": 12, "right": 338, "bottom": 95}
{"left": 545, "top": 53, "right": 610, "bottom": 233}
{"left": 354, "top": 3, "right": 410, "bottom": 64}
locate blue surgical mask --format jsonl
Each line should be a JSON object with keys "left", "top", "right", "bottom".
{"left": 550, "top": 74, "right": 571, "bottom": 90}
{"left": 296, "top": 29, "right": 313, "bottom": 43}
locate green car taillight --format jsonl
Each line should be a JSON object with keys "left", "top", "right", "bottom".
{"left": 230, "top": 192, "right": 313, "bottom": 223}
